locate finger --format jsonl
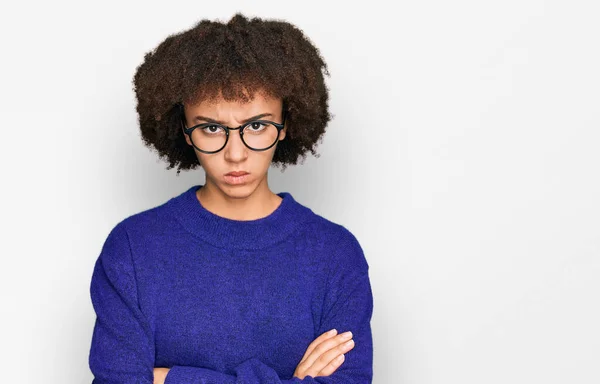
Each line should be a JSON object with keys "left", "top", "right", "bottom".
{"left": 304, "top": 331, "right": 352, "bottom": 366}
{"left": 306, "top": 340, "right": 354, "bottom": 377}
{"left": 301, "top": 333, "right": 355, "bottom": 375}
{"left": 317, "top": 353, "right": 345, "bottom": 377}
{"left": 299, "top": 329, "right": 338, "bottom": 364}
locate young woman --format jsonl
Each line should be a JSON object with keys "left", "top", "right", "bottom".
{"left": 88, "top": 13, "right": 374, "bottom": 384}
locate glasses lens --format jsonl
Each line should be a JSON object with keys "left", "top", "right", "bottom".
{"left": 242, "top": 122, "right": 279, "bottom": 150}
{"left": 190, "top": 125, "right": 227, "bottom": 152}
{"left": 189, "top": 122, "right": 280, "bottom": 152}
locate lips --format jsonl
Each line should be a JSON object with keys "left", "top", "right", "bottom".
{"left": 225, "top": 171, "right": 249, "bottom": 177}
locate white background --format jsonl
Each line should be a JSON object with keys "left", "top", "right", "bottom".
{"left": 1, "top": 1, "right": 598, "bottom": 383}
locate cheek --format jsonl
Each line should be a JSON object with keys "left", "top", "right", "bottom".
{"left": 195, "top": 153, "right": 210, "bottom": 169}
{"left": 258, "top": 149, "right": 277, "bottom": 166}
{"left": 244, "top": 153, "right": 274, "bottom": 172}
{"left": 196, "top": 150, "right": 276, "bottom": 173}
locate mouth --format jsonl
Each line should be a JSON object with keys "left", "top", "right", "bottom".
{"left": 223, "top": 171, "right": 250, "bottom": 185}
{"left": 225, "top": 171, "right": 250, "bottom": 177}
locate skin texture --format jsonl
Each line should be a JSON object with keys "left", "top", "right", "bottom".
{"left": 181, "top": 89, "right": 287, "bottom": 220}
{"left": 153, "top": 368, "right": 169, "bottom": 384}
{"left": 292, "top": 329, "right": 356, "bottom": 380}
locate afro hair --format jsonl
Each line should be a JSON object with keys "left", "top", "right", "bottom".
{"left": 132, "top": 12, "right": 332, "bottom": 175}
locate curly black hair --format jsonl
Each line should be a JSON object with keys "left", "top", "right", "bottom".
{"left": 132, "top": 13, "right": 332, "bottom": 175}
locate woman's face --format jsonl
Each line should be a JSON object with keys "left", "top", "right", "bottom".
{"left": 182, "top": 89, "right": 287, "bottom": 198}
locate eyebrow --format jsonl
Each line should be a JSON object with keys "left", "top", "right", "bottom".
{"left": 193, "top": 113, "right": 273, "bottom": 125}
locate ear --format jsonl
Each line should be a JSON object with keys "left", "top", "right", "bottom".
{"left": 183, "top": 127, "right": 192, "bottom": 146}
{"left": 278, "top": 124, "right": 287, "bottom": 141}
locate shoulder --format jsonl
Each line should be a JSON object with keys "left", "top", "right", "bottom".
{"left": 301, "top": 209, "right": 370, "bottom": 273}
{"left": 101, "top": 194, "right": 180, "bottom": 252}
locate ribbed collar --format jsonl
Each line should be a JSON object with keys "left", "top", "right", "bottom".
{"left": 167, "top": 184, "right": 313, "bottom": 250}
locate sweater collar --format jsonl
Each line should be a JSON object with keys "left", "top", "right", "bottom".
{"left": 168, "top": 184, "right": 312, "bottom": 250}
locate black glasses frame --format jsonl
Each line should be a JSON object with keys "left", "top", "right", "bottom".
{"left": 177, "top": 103, "right": 287, "bottom": 154}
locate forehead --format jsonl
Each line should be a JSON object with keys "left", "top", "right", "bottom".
{"left": 187, "top": 88, "right": 281, "bottom": 111}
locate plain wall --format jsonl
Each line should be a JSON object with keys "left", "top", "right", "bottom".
{"left": 0, "top": 0, "right": 598, "bottom": 383}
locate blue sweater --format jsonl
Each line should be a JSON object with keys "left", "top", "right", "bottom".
{"left": 89, "top": 184, "right": 374, "bottom": 383}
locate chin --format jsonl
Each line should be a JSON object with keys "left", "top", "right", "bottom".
{"left": 218, "top": 179, "right": 257, "bottom": 197}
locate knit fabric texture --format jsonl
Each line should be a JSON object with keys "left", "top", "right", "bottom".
{"left": 89, "top": 184, "right": 374, "bottom": 383}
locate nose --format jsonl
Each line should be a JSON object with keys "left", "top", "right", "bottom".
{"left": 223, "top": 127, "right": 248, "bottom": 161}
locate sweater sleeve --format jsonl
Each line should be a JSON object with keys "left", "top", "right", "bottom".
{"left": 165, "top": 226, "right": 374, "bottom": 384}
{"left": 89, "top": 222, "right": 155, "bottom": 384}
{"left": 90, "top": 222, "right": 373, "bottom": 384}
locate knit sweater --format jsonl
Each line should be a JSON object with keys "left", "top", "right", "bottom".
{"left": 88, "top": 184, "right": 374, "bottom": 383}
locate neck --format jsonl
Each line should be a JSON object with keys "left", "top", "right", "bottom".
{"left": 197, "top": 178, "right": 283, "bottom": 221}
{"left": 168, "top": 184, "right": 311, "bottom": 250}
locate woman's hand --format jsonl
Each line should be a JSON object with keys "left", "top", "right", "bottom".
{"left": 152, "top": 330, "right": 354, "bottom": 382}
{"left": 293, "top": 329, "right": 355, "bottom": 379}
{"left": 153, "top": 367, "right": 170, "bottom": 384}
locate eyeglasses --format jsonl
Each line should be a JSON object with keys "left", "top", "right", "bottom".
{"left": 178, "top": 103, "right": 286, "bottom": 154}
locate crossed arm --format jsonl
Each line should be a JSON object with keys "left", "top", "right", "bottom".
{"left": 151, "top": 328, "right": 357, "bottom": 383}
{"left": 89, "top": 223, "right": 373, "bottom": 383}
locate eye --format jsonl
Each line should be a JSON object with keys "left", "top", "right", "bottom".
{"left": 247, "top": 122, "right": 267, "bottom": 132}
{"left": 202, "top": 125, "right": 225, "bottom": 134}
